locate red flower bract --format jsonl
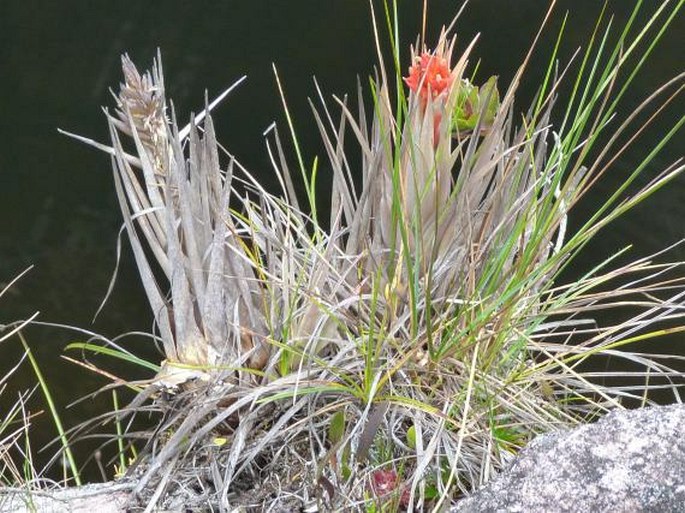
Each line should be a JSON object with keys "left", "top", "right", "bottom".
{"left": 371, "top": 469, "right": 398, "bottom": 495}
{"left": 370, "top": 469, "right": 410, "bottom": 507}
{"left": 404, "top": 52, "right": 454, "bottom": 103}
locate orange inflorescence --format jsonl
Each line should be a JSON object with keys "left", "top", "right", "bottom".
{"left": 404, "top": 52, "right": 454, "bottom": 103}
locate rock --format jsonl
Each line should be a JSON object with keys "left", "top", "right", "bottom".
{"left": 452, "top": 405, "right": 685, "bottom": 513}
{"left": 0, "top": 482, "right": 132, "bottom": 513}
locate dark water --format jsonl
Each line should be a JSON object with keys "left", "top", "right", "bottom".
{"left": 1, "top": 1, "right": 683, "bottom": 480}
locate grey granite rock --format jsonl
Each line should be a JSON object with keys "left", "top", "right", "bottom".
{"left": 452, "top": 405, "right": 685, "bottom": 513}
{"left": 0, "top": 482, "right": 132, "bottom": 513}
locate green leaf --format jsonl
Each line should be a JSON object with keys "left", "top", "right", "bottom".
{"left": 65, "top": 341, "right": 160, "bottom": 372}
{"left": 424, "top": 484, "right": 439, "bottom": 500}
{"left": 481, "top": 75, "right": 500, "bottom": 123}
{"left": 406, "top": 424, "right": 417, "bottom": 449}
{"left": 329, "top": 410, "right": 346, "bottom": 444}
{"left": 492, "top": 424, "right": 525, "bottom": 450}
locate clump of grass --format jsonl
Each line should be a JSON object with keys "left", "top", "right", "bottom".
{"left": 1, "top": 271, "right": 37, "bottom": 488}
{"left": 63, "top": 0, "right": 684, "bottom": 510}
{"left": 0, "top": 269, "right": 75, "bottom": 510}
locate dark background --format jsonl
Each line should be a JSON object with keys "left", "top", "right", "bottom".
{"left": 1, "top": 1, "right": 683, "bottom": 480}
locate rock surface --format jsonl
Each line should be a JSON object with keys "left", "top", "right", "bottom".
{"left": 452, "top": 404, "right": 685, "bottom": 513}
{"left": 0, "top": 482, "right": 132, "bottom": 513}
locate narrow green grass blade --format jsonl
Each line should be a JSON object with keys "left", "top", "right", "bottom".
{"left": 19, "top": 332, "right": 81, "bottom": 486}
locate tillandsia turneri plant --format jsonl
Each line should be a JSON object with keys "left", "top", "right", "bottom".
{"left": 60, "top": 0, "right": 685, "bottom": 510}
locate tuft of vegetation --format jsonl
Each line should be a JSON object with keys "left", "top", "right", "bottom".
{"left": 0, "top": 271, "right": 51, "bottom": 506}
{"left": 48, "top": 0, "right": 685, "bottom": 510}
